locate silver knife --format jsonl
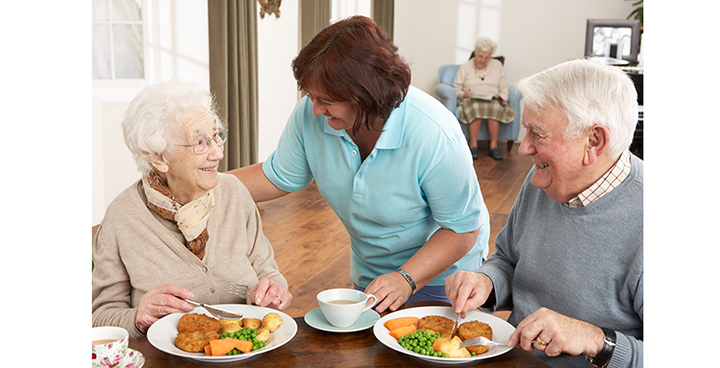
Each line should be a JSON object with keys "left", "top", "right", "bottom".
{"left": 450, "top": 313, "right": 461, "bottom": 338}
{"left": 184, "top": 299, "right": 243, "bottom": 320}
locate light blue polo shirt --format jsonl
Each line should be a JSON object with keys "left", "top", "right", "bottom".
{"left": 263, "top": 86, "right": 489, "bottom": 287}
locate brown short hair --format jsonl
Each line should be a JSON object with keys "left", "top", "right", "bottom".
{"left": 292, "top": 15, "right": 411, "bottom": 134}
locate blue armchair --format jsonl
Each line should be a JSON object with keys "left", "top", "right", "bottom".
{"left": 434, "top": 64, "right": 522, "bottom": 152}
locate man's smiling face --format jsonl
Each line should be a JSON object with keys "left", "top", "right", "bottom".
{"left": 518, "top": 105, "right": 590, "bottom": 203}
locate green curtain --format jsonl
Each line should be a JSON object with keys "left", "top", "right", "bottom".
{"left": 372, "top": 0, "right": 394, "bottom": 41}
{"left": 300, "top": 0, "right": 394, "bottom": 47}
{"left": 208, "top": 0, "right": 259, "bottom": 171}
{"left": 299, "top": 0, "right": 331, "bottom": 48}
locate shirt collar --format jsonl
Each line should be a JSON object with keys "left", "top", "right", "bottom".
{"left": 566, "top": 150, "right": 631, "bottom": 208}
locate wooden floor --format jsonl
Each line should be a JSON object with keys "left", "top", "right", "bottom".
{"left": 259, "top": 142, "right": 534, "bottom": 319}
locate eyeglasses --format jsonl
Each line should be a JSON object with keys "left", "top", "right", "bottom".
{"left": 175, "top": 129, "right": 228, "bottom": 155}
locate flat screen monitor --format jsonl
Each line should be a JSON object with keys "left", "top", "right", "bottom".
{"left": 585, "top": 19, "right": 641, "bottom": 64}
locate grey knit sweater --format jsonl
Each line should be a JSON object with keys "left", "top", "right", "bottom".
{"left": 480, "top": 153, "right": 643, "bottom": 368}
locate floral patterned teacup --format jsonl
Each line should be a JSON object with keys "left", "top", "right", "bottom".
{"left": 92, "top": 326, "right": 129, "bottom": 368}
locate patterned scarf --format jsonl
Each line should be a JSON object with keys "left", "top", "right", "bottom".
{"left": 142, "top": 171, "right": 214, "bottom": 259}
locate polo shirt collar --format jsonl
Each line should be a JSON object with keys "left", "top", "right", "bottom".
{"left": 374, "top": 104, "right": 405, "bottom": 150}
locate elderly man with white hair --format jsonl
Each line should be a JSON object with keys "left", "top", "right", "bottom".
{"left": 445, "top": 59, "right": 643, "bottom": 368}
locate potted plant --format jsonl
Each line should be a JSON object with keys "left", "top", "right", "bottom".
{"left": 627, "top": 0, "right": 643, "bottom": 28}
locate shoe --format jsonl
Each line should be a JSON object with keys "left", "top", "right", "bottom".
{"left": 470, "top": 147, "right": 478, "bottom": 160}
{"left": 489, "top": 147, "right": 503, "bottom": 160}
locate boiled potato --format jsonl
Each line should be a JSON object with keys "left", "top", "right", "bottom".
{"left": 262, "top": 312, "right": 283, "bottom": 332}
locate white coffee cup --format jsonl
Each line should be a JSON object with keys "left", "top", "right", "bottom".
{"left": 92, "top": 326, "right": 129, "bottom": 368}
{"left": 317, "top": 288, "right": 378, "bottom": 328}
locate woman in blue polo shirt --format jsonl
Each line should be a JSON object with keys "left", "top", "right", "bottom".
{"left": 229, "top": 15, "right": 490, "bottom": 313}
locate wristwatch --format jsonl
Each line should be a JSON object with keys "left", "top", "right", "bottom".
{"left": 396, "top": 268, "right": 416, "bottom": 294}
{"left": 585, "top": 327, "right": 616, "bottom": 367}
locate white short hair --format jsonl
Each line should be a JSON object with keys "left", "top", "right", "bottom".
{"left": 516, "top": 59, "right": 637, "bottom": 159}
{"left": 475, "top": 37, "right": 497, "bottom": 54}
{"left": 121, "top": 79, "right": 224, "bottom": 176}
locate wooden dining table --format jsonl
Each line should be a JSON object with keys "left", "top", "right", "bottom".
{"left": 129, "top": 301, "right": 551, "bottom": 367}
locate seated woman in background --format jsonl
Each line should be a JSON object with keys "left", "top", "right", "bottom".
{"left": 92, "top": 80, "right": 291, "bottom": 339}
{"left": 453, "top": 37, "right": 515, "bottom": 160}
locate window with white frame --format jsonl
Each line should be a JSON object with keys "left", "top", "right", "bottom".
{"left": 92, "top": 0, "right": 144, "bottom": 80}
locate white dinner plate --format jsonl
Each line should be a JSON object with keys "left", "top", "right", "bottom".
{"left": 373, "top": 306, "right": 515, "bottom": 365}
{"left": 304, "top": 307, "right": 380, "bottom": 333}
{"left": 147, "top": 304, "right": 297, "bottom": 362}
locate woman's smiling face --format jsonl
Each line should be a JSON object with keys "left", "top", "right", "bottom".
{"left": 306, "top": 87, "right": 358, "bottom": 132}
{"left": 159, "top": 111, "right": 224, "bottom": 203}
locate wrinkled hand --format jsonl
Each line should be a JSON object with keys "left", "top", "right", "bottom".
{"left": 248, "top": 277, "right": 292, "bottom": 311}
{"left": 463, "top": 89, "right": 473, "bottom": 98}
{"left": 136, "top": 284, "right": 194, "bottom": 333}
{"left": 499, "top": 98, "right": 507, "bottom": 106}
{"left": 445, "top": 271, "right": 493, "bottom": 318}
{"left": 364, "top": 272, "right": 412, "bottom": 313}
{"left": 508, "top": 307, "right": 605, "bottom": 358}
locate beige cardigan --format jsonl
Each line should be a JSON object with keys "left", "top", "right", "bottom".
{"left": 453, "top": 58, "right": 509, "bottom": 102}
{"left": 92, "top": 173, "right": 287, "bottom": 339}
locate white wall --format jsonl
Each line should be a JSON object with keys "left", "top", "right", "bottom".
{"left": 257, "top": 1, "right": 299, "bottom": 162}
{"left": 395, "top": 0, "right": 634, "bottom": 92}
{"left": 92, "top": 1, "right": 210, "bottom": 225}
{"left": 93, "top": 0, "right": 635, "bottom": 225}
{"left": 394, "top": 0, "right": 634, "bottom": 143}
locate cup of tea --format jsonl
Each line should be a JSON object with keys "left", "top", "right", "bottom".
{"left": 92, "top": 326, "right": 129, "bottom": 368}
{"left": 317, "top": 288, "right": 378, "bottom": 328}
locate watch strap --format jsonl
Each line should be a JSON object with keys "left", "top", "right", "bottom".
{"left": 396, "top": 269, "right": 416, "bottom": 294}
{"left": 585, "top": 327, "right": 616, "bottom": 367}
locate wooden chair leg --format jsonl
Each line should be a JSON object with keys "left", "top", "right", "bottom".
{"left": 506, "top": 140, "right": 514, "bottom": 152}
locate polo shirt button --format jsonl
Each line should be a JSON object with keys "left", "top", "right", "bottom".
{"left": 202, "top": 267, "right": 208, "bottom": 273}
{"left": 356, "top": 174, "right": 361, "bottom": 178}
{"left": 351, "top": 150, "right": 357, "bottom": 155}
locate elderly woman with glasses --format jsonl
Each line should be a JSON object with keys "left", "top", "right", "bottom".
{"left": 92, "top": 80, "right": 291, "bottom": 339}
{"left": 454, "top": 37, "right": 515, "bottom": 160}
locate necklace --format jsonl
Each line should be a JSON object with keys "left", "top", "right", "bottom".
{"left": 475, "top": 66, "right": 487, "bottom": 81}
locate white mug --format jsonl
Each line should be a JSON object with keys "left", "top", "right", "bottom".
{"left": 317, "top": 288, "right": 378, "bottom": 328}
{"left": 92, "top": 326, "right": 129, "bottom": 368}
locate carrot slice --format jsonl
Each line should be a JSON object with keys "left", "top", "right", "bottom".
{"left": 235, "top": 339, "right": 254, "bottom": 353}
{"left": 204, "top": 344, "right": 212, "bottom": 356}
{"left": 389, "top": 325, "right": 417, "bottom": 340}
{"left": 208, "top": 339, "right": 238, "bottom": 356}
{"left": 383, "top": 316, "right": 419, "bottom": 331}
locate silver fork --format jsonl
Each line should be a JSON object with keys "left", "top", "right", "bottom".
{"left": 229, "top": 283, "right": 249, "bottom": 299}
{"left": 459, "top": 336, "right": 507, "bottom": 349}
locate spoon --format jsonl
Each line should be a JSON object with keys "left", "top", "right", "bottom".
{"left": 184, "top": 299, "right": 243, "bottom": 320}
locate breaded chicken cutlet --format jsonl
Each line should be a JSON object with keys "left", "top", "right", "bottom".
{"left": 457, "top": 320, "right": 493, "bottom": 355}
{"left": 174, "top": 330, "right": 219, "bottom": 352}
{"left": 177, "top": 313, "right": 222, "bottom": 333}
{"left": 417, "top": 315, "right": 455, "bottom": 338}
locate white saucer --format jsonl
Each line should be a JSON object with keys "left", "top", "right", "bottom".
{"left": 119, "top": 348, "right": 144, "bottom": 368}
{"left": 304, "top": 307, "right": 379, "bottom": 333}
